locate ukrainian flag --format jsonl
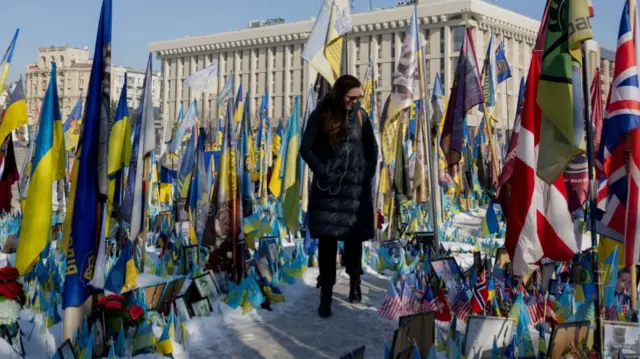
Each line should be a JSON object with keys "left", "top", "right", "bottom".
{"left": 233, "top": 84, "right": 244, "bottom": 123}
{"left": 0, "top": 78, "right": 27, "bottom": 147}
{"left": 15, "top": 63, "right": 64, "bottom": 275}
{"left": 155, "top": 319, "right": 174, "bottom": 358}
{"left": 481, "top": 200, "right": 499, "bottom": 237}
{"left": 104, "top": 238, "right": 138, "bottom": 294}
{"left": 281, "top": 97, "right": 301, "bottom": 232}
{"left": 269, "top": 120, "right": 285, "bottom": 197}
{"left": 105, "top": 76, "right": 132, "bottom": 235}
{"left": 0, "top": 29, "right": 19, "bottom": 103}
{"left": 133, "top": 321, "right": 156, "bottom": 356}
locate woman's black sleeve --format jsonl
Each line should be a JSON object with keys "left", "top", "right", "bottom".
{"left": 300, "top": 109, "right": 327, "bottom": 179}
{"left": 362, "top": 111, "right": 379, "bottom": 179}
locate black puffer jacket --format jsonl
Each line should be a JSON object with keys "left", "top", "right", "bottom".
{"left": 300, "top": 99, "right": 379, "bottom": 241}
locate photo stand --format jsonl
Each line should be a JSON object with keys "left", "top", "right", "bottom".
{"left": 548, "top": 321, "right": 590, "bottom": 359}
{"left": 57, "top": 339, "right": 77, "bottom": 359}
{"left": 143, "top": 283, "right": 168, "bottom": 312}
{"left": 412, "top": 232, "right": 435, "bottom": 254}
{"left": 183, "top": 244, "right": 199, "bottom": 275}
{"left": 391, "top": 311, "right": 435, "bottom": 359}
{"left": 463, "top": 316, "right": 515, "bottom": 359}
{"left": 157, "top": 277, "right": 186, "bottom": 314}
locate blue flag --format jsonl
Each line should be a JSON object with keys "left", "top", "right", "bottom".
{"left": 62, "top": 0, "right": 111, "bottom": 309}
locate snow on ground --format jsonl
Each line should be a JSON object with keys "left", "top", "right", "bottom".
{"left": 184, "top": 267, "right": 397, "bottom": 359}
{"left": 3, "top": 211, "right": 498, "bottom": 359}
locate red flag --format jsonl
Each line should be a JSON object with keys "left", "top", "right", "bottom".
{"left": 0, "top": 135, "right": 19, "bottom": 212}
{"left": 591, "top": 68, "right": 604, "bottom": 152}
{"left": 470, "top": 272, "right": 488, "bottom": 314}
{"left": 504, "top": 51, "right": 578, "bottom": 275}
{"left": 434, "top": 290, "right": 452, "bottom": 322}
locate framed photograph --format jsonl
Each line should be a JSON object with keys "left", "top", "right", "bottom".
{"left": 430, "top": 257, "right": 464, "bottom": 285}
{"left": 147, "top": 310, "right": 166, "bottom": 328}
{"left": 183, "top": 245, "right": 199, "bottom": 274}
{"left": 191, "top": 298, "right": 212, "bottom": 317}
{"left": 143, "top": 283, "right": 167, "bottom": 311}
{"left": 57, "top": 339, "right": 77, "bottom": 359}
{"left": 193, "top": 271, "right": 221, "bottom": 303}
{"left": 258, "top": 237, "right": 279, "bottom": 273}
{"left": 154, "top": 211, "right": 171, "bottom": 233}
{"left": 463, "top": 316, "right": 515, "bottom": 359}
{"left": 158, "top": 277, "right": 186, "bottom": 314}
{"left": 548, "top": 321, "right": 590, "bottom": 359}
{"left": 176, "top": 199, "right": 188, "bottom": 222}
{"left": 604, "top": 321, "right": 640, "bottom": 358}
{"left": 175, "top": 295, "right": 191, "bottom": 320}
{"left": 393, "top": 311, "right": 435, "bottom": 359}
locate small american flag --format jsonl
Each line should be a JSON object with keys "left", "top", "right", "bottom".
{"left": 451, "top": 291, "right": 471, "bottom": 322}
{"left": 526, "top": 294, "right": 545, "bottom": 325}
{"left": 379, "top": 280, "right": 404, "bottom": 320}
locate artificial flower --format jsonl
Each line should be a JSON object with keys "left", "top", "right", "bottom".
{"left": 0, "top": 300, "right": 21, "bottom": 325}
{"left": 106, "top": 294, "right": 125, "bottom": 302}
{"left": 129, "top": 305, "right": 144, "bottom": 321}
{"left": 105, "top": 300, "right": 123, "bottom": 310}
{"left": 97, "top": 297, "right": 108, "bottom": 307}
{"left": 0, "top": 267, "right": 19, "bottom": 281}
{"left": 0, "top": 281, "right": 23, "bottom": 301}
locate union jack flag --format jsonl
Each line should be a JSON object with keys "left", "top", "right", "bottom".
{"left": 597, "top": 1, "right": 640, "bottom": 266}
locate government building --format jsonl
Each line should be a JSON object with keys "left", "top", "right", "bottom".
{"left": 25, "top": 45, "right": 161, "bottom": 125}
{"left": 148, "top": 0, "right": 614, "bottom": 131}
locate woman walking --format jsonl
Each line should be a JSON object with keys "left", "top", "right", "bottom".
{"left": 300, "top": 75, "right": 379, "bottom": 318}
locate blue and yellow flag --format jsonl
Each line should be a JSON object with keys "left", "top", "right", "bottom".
{"left": 155, "top": 319, "right": 174, "bottom": 358}
{"left": 481, "top": 200, "right": 500, "bottom": 237}
{"left": 233, "top": 84, "right": 244, "bottom": 123}
{"left": 282, "top": 97, "right": 301, "bottom": 232}
{"left": 62, "top": 0, "right": 111, "bottom": 308}
{"left": 105, "top": 76, "right": 132, "bottom": 235}
{"left": 15, "top": 64, "right": 64, "bottom": 275}
{"left": 0, "top": 77, "right": 27, "bottom": 147}
{"left": 104, "top": 238, "right": 138, "bottom": 293}
{"left": 0, "top": 29, "right": 19, "bottom": 103}
{"left": 133, "top": 321, "right": 156, "bottom": 356}
{"left": 238, "top": 91, "right": 256, "bottom": 199}
{"left": 269, "top": 119, "right": 285, "bottom": 197}
{"left": 495, "top": 39, "right": 512, "bottom": 84}
{"left": 62, "top": 97, "right": 83, "bottom": 151}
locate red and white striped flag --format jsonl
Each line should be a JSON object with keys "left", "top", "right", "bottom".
{"left": 504, "top": 48, "right": 578, "bottom": 276}
{"left": 379, "top": 280, "right": 403, "bottom": 320}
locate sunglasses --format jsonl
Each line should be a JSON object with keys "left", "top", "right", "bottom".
{"left": 345, "top": 95, "right": 363, "bottom": 102}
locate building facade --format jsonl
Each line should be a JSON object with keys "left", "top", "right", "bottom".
{"left": 25, "top": 45, "right": 161, "bottom": 123}
{"left": 149, "top": 0, "right": 614, "bottom": 130}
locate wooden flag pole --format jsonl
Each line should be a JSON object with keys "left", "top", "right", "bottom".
{"left": 580, "top": 43, "right": 603, "bottom": 357}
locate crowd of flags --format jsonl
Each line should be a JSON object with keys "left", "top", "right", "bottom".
{"left": 0, "top": 0, "right": 638, "bottom": 356}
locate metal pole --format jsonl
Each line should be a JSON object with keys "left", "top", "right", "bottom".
{"left": 581, "top": 43, "right": 602, "bottom": 358}
{"left": 419, "top": 45, "right": 440, "bottom": 256}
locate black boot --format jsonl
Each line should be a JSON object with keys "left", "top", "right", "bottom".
{"left": 318, "top": 287, "right": 332, "bottom": 318}
{"left": 348, "top": 279, "right": 362, "bottom": 303}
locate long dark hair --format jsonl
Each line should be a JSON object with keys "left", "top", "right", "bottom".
{"left": 321, "top": 74, "right": 361, "bottom": 148}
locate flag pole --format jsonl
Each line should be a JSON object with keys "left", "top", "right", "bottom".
{"left": 629, "top": 0, "right": 639, "bottom": 325}
{"left": 580, "top": 42, "right": 603, "bottom": 357}
{"left": 418, "top": 43, "right": 440, "bottom": 257}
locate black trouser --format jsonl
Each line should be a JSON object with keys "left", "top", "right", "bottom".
{"left": 318, "top": 237, "right": 363, "bottom": 290}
